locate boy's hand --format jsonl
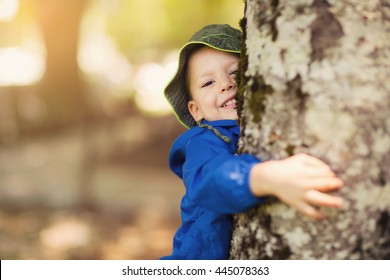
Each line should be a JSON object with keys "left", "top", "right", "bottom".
{"left": 250, "top": 153, "right": 344, "bottom": 219}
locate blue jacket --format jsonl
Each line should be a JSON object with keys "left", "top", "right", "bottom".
{"left": 161, "top": 120, "right": 265, "bottom": 260}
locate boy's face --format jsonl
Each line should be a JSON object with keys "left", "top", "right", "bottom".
{"left": 187, "top": 46, "right": 239, "bottom": 123}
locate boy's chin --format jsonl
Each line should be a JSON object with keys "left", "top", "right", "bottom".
{"left": 223, "top": 117, "right": 239, "bottom": 121}
{"left": 229, "top": 114, "right": 239, "bottom": 121}
{"left": 228, "top": 115, "right": 239, "bottom": 121}
{"left": 204, "top": 117, "right": 238, "bottom": 122}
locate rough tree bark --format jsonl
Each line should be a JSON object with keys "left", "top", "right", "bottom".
{"left": 230, "top": 0, "right": 390, "bottom": 259}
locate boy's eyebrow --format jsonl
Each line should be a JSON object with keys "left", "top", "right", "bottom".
{"left": 191, "top": 60, "right": 239, "bottom": 85}
{"left": 199, "top": 60, "right": 239, "bottom": 77}
{"left": 191, "top": 74, "right": 212, "bottom": 87}
{"left": 196, "top": 72, "right": 213, "bottom": 80}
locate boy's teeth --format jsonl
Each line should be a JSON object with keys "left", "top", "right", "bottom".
{"left": 223, "top": 99, "right": 235, "bottom": 107}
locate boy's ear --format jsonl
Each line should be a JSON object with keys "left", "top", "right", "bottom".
{"left": 188, "top": 100, "right": 203, "bottom": 122}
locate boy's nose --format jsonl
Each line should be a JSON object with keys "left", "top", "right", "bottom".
{"left": 220, "top": 79, "right": 235, "bottom": 94}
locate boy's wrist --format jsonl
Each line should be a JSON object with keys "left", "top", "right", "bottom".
{"left": 249, "top": 161, "right": 276, "bottom": 197}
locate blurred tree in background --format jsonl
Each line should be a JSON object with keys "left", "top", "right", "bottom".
{"left": 33, "top": 0, "right": 89, "bottom": 129}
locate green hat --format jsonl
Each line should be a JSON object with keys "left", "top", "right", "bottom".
{"left": 164, "top": 24, "right": 242, "bottom": 128}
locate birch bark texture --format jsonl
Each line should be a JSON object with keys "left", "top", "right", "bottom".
{"left": 230, "top": 0, "right": 390, "bottom": 259}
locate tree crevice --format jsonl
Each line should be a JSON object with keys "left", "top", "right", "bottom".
{"left": 310, "top": 0, "right": 344, "bottom": 62}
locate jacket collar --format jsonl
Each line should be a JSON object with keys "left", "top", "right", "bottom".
{"left": 199, "top": 119, "right": 240, "bottom": 143}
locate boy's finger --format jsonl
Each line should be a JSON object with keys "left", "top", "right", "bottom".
{"left": 292, "top": 154, "right": 337, "bottom": 176}
{"left": 304, "top": 190, "right": 344, "bottom": 208}
{"left": 295, "top": 153, "right": 330, "bottom": 168}
{"left": 303, "top": 165, "right": 336, "bottom": 178}
{"left": 297, "top": 202, "right": 325, "bottom": 220}
{"left": 304, "top": 177, "right": 343, "bottom": 191}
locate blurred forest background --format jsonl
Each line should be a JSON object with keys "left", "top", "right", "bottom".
{"left": 0, "top": 0, "right": 244, "bottom": 259}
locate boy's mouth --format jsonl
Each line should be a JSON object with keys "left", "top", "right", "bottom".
{"left": 221, "top": 98, "right": 236, "bottom": 108}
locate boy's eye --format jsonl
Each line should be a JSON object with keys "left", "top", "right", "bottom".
{"left": 202, "top": 81, "right": 213, "bottom": 88}
{"left": 230, "top": 70, "right": 238, "bottom": 76}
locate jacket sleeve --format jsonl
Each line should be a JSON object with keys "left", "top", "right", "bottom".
{"left": 182, "top": 132, "right": 267, "bottom": 214}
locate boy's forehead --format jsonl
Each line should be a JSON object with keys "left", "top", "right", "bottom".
{"left": 188, "top": 47, "right": 239, "bottom": 70}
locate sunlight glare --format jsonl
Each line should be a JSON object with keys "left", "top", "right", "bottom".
{"left": 78, "top": 34, "right": 133, "bottom": 91}
{"left": 133, "top": 54, "right": 178, "bottom": 114}
{"left": 0, "top": 0, "right": 19, "bottom": 22}
{"left": 40, "top": 217, "right": 91, "bottom": 249}
{"left": 0, "top": 47, "right": 45, "bottom": 86}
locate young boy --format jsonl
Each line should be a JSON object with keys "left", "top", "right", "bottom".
{"left": 162, "top": 24, "right": 344, "bottom": 260}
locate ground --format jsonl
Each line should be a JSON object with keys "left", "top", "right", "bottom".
{"left": 0, "top": 114, "right": 185, "bottom": 260}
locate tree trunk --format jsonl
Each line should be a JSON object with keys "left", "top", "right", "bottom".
{"left": 230, "top": 0, "right": 390, "bottom": 259}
